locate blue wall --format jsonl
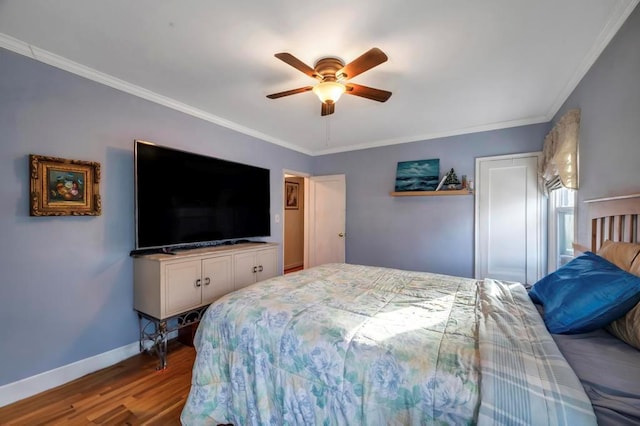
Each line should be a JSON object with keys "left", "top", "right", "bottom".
{"left": 1, "top": 2, "right": 639, "bottom": 390}
{"left": 313, "top": 4, "right": 640, "bottom": 278}
{"left": 314, "top": 125, "right": 548, "bottom": 277}
{"left": 553, "top": 5, "right": 640, "bottom": 246}
{"left": 0, "top": 48, "right": 313, "bottom": 386}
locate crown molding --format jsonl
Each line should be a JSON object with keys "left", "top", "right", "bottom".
{"left": 545, "top": 0, "right": 640, "bottom": 121}
{"left": 0, "top": 33, "right": 557, "bottom": 158}
{"left": 2, "top": 0, "right": 637, "bottom": 158}
{"left": 312, "top": 115, "right": 550, "bottom": 156}
{"left": 0, "top": 33, "right": 313, "bottom": 156}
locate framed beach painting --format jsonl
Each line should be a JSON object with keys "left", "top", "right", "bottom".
{"left": 394, "top": 158, "right": 440, "bottom": 192}
{"left": 29, "top": 154, "right": 102, "bottom": 216}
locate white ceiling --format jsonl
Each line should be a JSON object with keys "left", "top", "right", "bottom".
{"left": 0, "top": 1, "right": 637, "bottom": 155}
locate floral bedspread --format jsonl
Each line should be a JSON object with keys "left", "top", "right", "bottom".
{"left": 181, "top": 263, "right": 596, "bottom": 425}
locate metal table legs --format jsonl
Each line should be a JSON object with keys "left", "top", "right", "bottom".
{"left": 136, "top": 306, "right": 209, "bottom": 369}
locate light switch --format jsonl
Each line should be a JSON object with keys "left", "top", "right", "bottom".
{"left": 275, "top": 214, "right": 280, "bottom": 223}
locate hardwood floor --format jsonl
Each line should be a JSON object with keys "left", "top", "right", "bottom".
{"left": 0, "top": 341, "right": 195, "bottom": 425}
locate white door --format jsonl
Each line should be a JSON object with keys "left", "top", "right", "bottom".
{"left": 475, "top": 153, "right": 545, "bottom": 285}
{"left": 308, "top": 174, "right": 346, "bottom": 267}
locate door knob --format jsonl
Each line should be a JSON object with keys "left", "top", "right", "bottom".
{"left": 338, "top": 232, "right": 345, "bottom": 237}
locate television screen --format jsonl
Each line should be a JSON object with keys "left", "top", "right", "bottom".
{"left": 135, "top": 141, "right": 271, "bottom": 249}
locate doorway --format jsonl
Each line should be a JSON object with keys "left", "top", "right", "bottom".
{"left": 282, "top": 172, "right": 347, "bottom": 274}
{"left": 284, "top": 173, "right": 306, "bottom": 274}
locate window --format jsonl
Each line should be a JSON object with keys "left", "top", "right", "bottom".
{"left": 548, "top": 188, "right": 576, "bottom": 272}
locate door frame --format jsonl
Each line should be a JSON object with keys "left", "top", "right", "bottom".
{"left": 282, "top": 169, "right": 310, "bottom": 271}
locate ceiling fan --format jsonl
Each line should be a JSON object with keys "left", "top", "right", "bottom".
{"left": 266, "top": 47, "right": 392, "bottom": 116}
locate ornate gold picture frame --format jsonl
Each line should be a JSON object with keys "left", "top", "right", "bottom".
{"left": 29, "top": 154, "right": 102, "bottom": 216}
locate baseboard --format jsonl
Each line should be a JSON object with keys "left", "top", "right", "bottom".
{"left": 284, "top": 261, "right": 303, "bottom": 270}
{"left": 0, "top": 342, "right": 135, "bottom": 406}
{"left": 0, "top": 331, "right": 177, "bottom": 407}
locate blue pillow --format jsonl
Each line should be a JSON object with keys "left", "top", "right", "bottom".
{"left": 529, "top": 251, "right": 640, "bottom": 334}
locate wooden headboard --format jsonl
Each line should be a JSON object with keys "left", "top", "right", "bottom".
{"left": 584, "top": 194, "right": 640, "bottom": 252}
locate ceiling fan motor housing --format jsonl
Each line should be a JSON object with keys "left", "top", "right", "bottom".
{"left": 314, "top": 57, "right": 345, "bottom": 81}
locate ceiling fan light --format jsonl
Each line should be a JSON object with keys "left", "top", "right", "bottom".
{"left": 313, "top": 81, "right": 346, "bottom": 104}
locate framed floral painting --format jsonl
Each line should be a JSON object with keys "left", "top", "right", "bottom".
{"left": 29, "top": 154, "right": 102, "bottom": 216}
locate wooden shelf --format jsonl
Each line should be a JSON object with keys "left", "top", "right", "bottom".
{"left": 390, "top": 189, "right": 472, "bottom": 197}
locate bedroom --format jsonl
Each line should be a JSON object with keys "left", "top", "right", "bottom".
{"left": 1, "top": 0, "right": 640, "bottom": 424}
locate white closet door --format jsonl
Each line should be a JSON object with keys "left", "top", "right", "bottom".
{"left": 475, "top": 153, "right": 545, "bottom": 285}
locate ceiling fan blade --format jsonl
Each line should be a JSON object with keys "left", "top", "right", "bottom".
{"left": 337, "top": 48, "right": 388, "bottom": 80}
{"left": 266, "top": 86, "right": 313, "bottom": 99}
{"left": 321, "top": 102, "right": 335, "bottom": 116}
{"left": 274, "top": 53, "right": 321, "bottom": 79}
{"left": 345, "top": 83, "right": 392, "bottom": 102}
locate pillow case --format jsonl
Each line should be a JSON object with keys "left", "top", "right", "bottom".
{"left": 597, "top": 239, "right": 640, "bottom": 271}
{"left": 602, "top": 241, "right": 640, "bottom": 349}
{"left": 607, "top": 303, "right": 640, "bottom": 350}
{"left": 528, "top": 251, "right": 640, "bottom": 334}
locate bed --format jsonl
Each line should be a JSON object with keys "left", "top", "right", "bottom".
{"left": 550, "top": 194, "right": 640, "bottom": 425}
{"left": 181, "top": 195, "right": 640, "bottom": 425}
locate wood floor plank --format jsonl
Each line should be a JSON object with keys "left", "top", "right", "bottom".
{"left": 0, "top": 341, "right": 194, "bottom": 425}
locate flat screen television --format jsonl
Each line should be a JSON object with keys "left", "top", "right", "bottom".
{"left": 134, "top": 140, "right": 271, "bottom": 250}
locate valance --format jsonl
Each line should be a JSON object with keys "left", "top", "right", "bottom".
{"left": 540, "top": 108, "right": 580, "bottom": 192}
